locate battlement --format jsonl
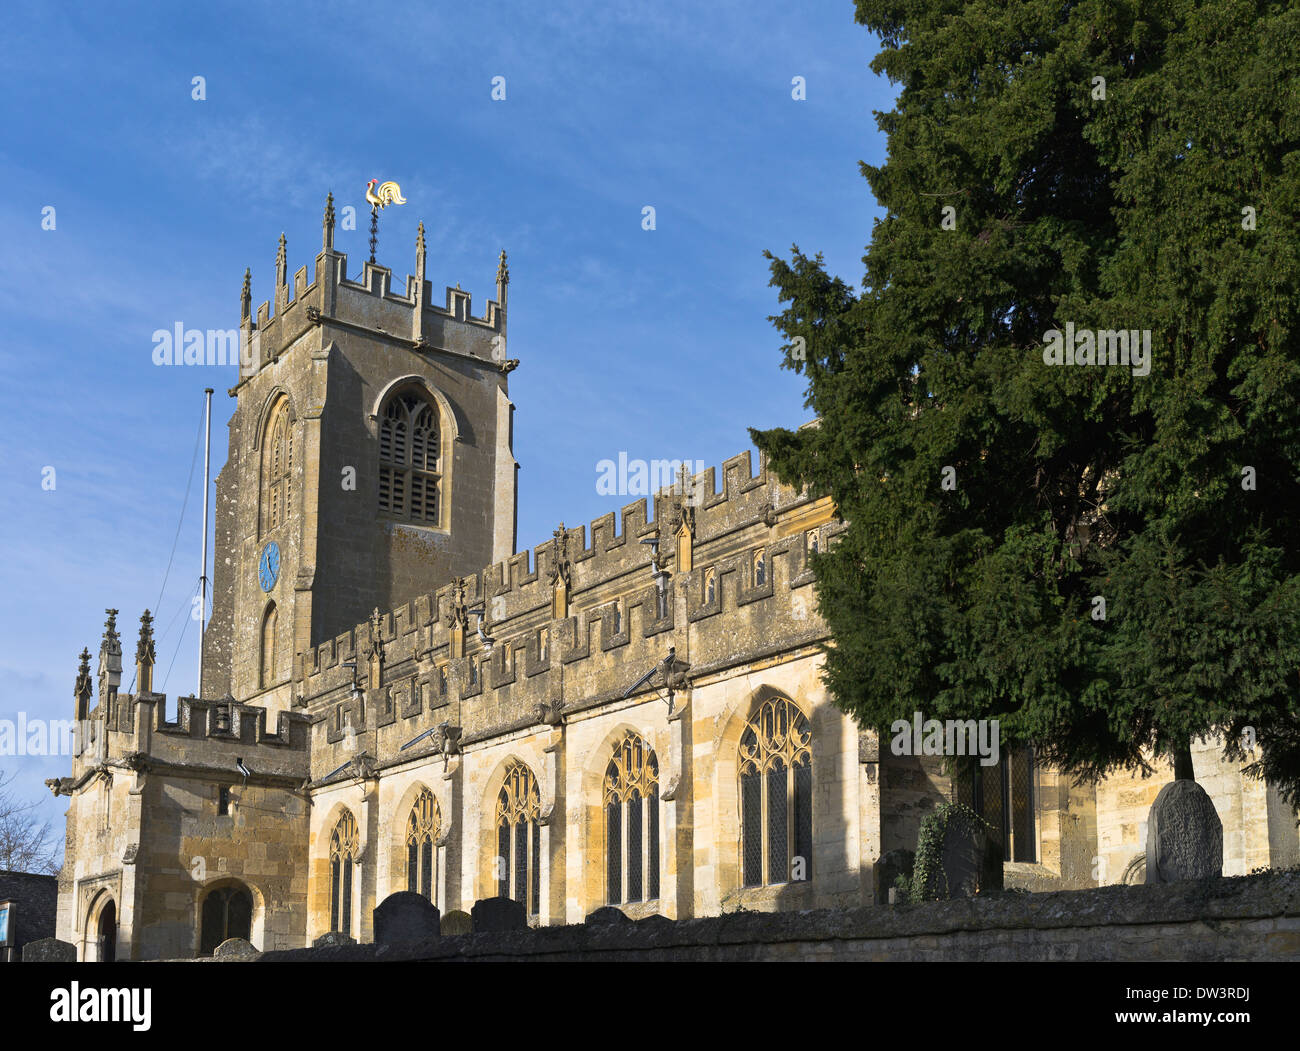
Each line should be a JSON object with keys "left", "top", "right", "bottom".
{"left": 295, "top": 445, "right": 842, "bottom": 768}
{"left": 297, "top": 447, "right": 836, "bottom": 680}
{"left": 236, "top": 199, "right": 508, "bottom": 386}
{"left": 84, "top": 691, "right": 311, "bottom": 781}
{"left": 247, "top": 255, "right": 502, "bottom": 340}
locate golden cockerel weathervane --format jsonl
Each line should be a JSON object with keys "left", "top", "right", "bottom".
{"left": 364, "top": 178, "right": 406, "bottom": 263}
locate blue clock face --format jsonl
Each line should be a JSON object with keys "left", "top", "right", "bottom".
{"left": 258, "top": 542, "right": 280, "bottom": 592}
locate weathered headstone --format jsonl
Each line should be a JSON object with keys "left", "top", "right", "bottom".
{"left": 912, "top": 803, "right": 1003, "bottom": 900}
{"left": 21, "top": 938, "right": 76, "bottom": 962}
{"left": 374, "top": 891, "right": 440, "bottom": 945}
{"left": 940, "top": 821, "right": 1003, "bottom": 898}
{"left": 471, "top": 895, "right": 526, "bottom": 933}
{"left": 634, "top": 914, "right": 677, "bottom": 947}
{"left": 1145, "top": 780, "right": 1223, "bottom": 883}
{"left": 312, "top": 931, "right": 356, "bottom": 948}
{"left": 585, "top": 906, "right": 631, "bottom": 925}
{"left": 214, "top": 937, "right": 259, "bottom": 958}
{"left": 874, "top": 848, "right": 915, "bottom": 903}
{"left": 441, "top": 909, "right": 472, "bottom": 935}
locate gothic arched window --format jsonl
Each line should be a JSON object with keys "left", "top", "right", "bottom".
{"left": 378, "top": 389, "right": 443, "bottom": 526}
{"left": 329, "top": 810, "right": 359, "bottom": 936}
{"left": 739, "top": 697, "right": 812, "bottom": 887}
{"left": 704, "top": 568, "right": 717, "bottom": 605}
{"left": 260, "top": 398, "right": 292, "bottom": 535}
{"left": 753, "top": 550, "right": 767, "bottom": 587}
{"left": 495, "top": 763, "right": 540, "bottom": 916}
{"left": 604, "top": 733, "right": 660, "bottom": 905}
{"left": 406, "top": 789, "right": 440, "bottom": 901}
{"left": 259, "top": 602, "right": 277, "bottom": 689}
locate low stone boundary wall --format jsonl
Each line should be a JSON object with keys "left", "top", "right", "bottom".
{"left": 225, "top": 872, "right": 1300, "bottom": 962}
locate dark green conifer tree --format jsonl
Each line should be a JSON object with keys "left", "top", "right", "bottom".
{"left": 754, "top": 0, "right": 1300, "bottom": 799}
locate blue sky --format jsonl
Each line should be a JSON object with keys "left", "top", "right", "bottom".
{"left": 0, "top": 1, "right": 893, "bottom": 845}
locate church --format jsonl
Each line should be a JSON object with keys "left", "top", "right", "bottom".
{"left": 47, "top": 197, "right": 1300, "bottom": 960}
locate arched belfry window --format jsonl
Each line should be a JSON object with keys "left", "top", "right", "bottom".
{"left": 495, "top": 763, "right": 540, "bottom": 916}
{"left": 260, "top": 398, "right": 292, "bottom": 535}
{"left": 259, "top": 603, "right": 277, "bottom": 689}
{"left": 739, "top": 696, "right": 812, "bottom": 887}
{"left": 329, "top": 810, "right": 359, "bottom": 936}
{"left": 406, "top": 789, "right": 441, "bottom": 901}
{"left": 604, "top": 733, "right": 660, "bottom": 905}
{"left": 379, "top": 389, "right": 443, "bottom": 526}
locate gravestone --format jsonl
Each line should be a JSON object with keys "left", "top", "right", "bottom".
{"left": 912, "top": 803, "right": 1003, "bottom": 900}
{"left": 1145, "top": 780, "right": 1223, "bottom": 883}
{"left": 441, "top": 910, "right": 472, "bottom": 935}
{"left": 21, "top": 938, "right": 76, "bottom": 962}
{"left": 940, "top": 820, "right": 1002, "bottom": 897}
{"left": 471, "top": 896, "right": 526, "bottom": 933}
{"left": 584, "top": 906, "right": 631, "bottom": 926}
{"left": 874, "top": 848, "right": 915, "bottom": 903}
{"left": 214, "top": 937, "right": 258, "bottom": 958}
{"left": 312, "top": 931, "right": 356, "bottom": 948}
{"left": 374, "top": 891, "right": 440, "bottom": 945}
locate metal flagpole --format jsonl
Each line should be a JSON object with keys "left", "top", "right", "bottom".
{"left": 199, "top": 387, "right": 213, "bottom": 697}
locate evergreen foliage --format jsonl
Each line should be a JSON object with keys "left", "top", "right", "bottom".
{"left": 753, "top": 0, "right": 1300, "bottom": 800}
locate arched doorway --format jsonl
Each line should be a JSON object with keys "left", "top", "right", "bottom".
{"left": 96, "top": 901, "right": 117, "bottom": 963}
{"left": 199, "top": 884, "right": 253, "bottom": 955}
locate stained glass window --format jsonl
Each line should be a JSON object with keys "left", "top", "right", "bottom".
{"left": 405, "top": 788, "right": 440, "bottom": 901}
{"left": 329, "top": 810, "right": 359, "bottom": 935}
{"left": 955, "top": 747, "right": 1038, "bottom": 863}
{"left": 496, "top": 763, "right": 541, "bottom": 915}
{"left": 603, "top": 733, "right": 660, "bottom": 905}
{"left": 739, "top": 697, "right": 812, "bottom": 887}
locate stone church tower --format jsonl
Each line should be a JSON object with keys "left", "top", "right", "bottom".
{"left": 201, "top": 198, "right": 519, "bottom": 710}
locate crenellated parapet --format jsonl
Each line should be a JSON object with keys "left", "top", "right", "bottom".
{"left": 71, "top": 684, "right": 311, "bottom": 789}
{"left": 295, "top": 447, "right": 842, "bottom": 775}
{"left": 233, "top": 195, "right": 508, "bottom": 389}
